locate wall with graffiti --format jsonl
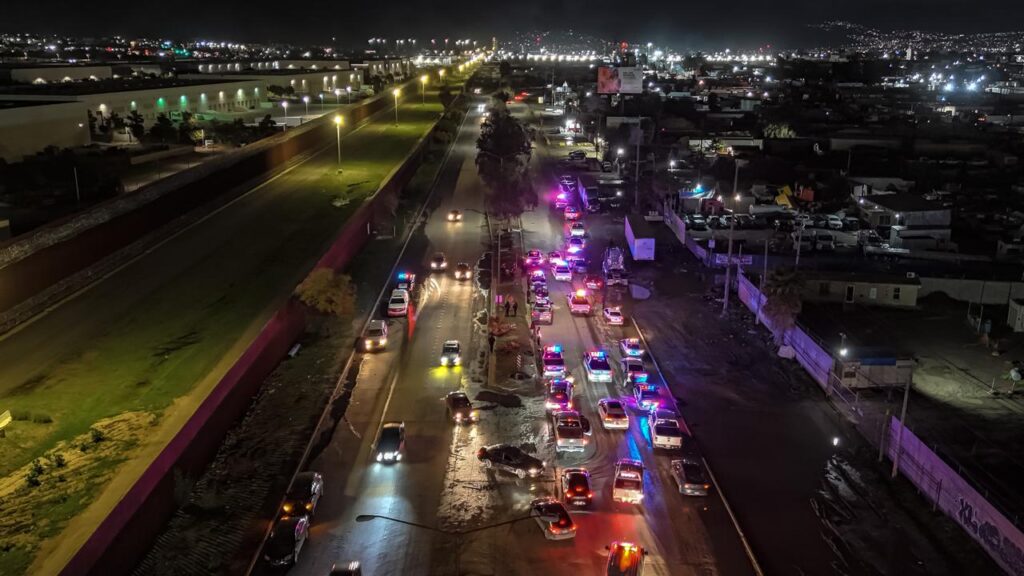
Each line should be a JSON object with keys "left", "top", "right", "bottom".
{"left": 888, "top": 418, "right": 1024, "bottom": 575}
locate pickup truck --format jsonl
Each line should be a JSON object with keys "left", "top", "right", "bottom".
{"left": 552, "top": 410, "right": 591, "bottom": 453}
{"left": 612, "top": 459, "right": 644, "bottom": 504}
{"left": 648, "top": 410, "right": 684, "bottom": 450}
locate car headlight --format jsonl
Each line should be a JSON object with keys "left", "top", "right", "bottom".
{"left": 431, "top": 263, "right": 438, "bottom": 269}
{"left": 395, "top": 453, "right": 402, "bottom": 461}
{"left": 454, "top": 356, "right": 461, "bottom": 365}
{"left": 364, "top": 340, "right": 373, "bottom": 350}
{"left": 470, "top": 410, "right": 479, "bottom": 420}
{"left": 380, "top": 337, "right": 387, "bottom": 345}
{"left": 441, "top": 356, "right": 449, "bottom": 365}
{"left": 376, "top": 452, "right": 383, "bottom": 462}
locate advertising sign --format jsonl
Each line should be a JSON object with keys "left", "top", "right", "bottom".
{"left": 597, "top": 66, "right": 644, "bottom": 94}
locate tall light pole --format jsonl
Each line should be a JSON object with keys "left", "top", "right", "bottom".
{"left": 318, "top": 93, "right": 324, "bottom": 112}
{"left": 281, "top": 100, "right": 288, "bottom": 119}
{"left": 334, "top": 114, "right": 344, "bottom": 171}
{"left": 439, "top": 68, "right": 446, "bottom": 85}
{"left": 392, "top": 88, "right": 401, "bottom": 126}
{"left": 346, "top": 85, "right": 352, "bottom": 104}
{"left": 302, "top": 95, "right": 310, "bottom": 117}
{"left": 334, "top": 88, "right": 341, "bottom": 105}
{"left": 420, "top": 74, "right": 429, "bottom": 104}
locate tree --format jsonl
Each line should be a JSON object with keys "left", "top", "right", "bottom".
{"left": 762, "top": 267, "right": 803, "bottom": 341}
{"left": 439, "top": 85, "right": 455, "bottom": 110}
{"left": 476, "top": 108, "right": 536, "bottom": 218}
{"left": 86, "top": 110, "right": 97, "bottom": 137}
{"left": 127, "top": 110, "right": 146, "bottom": 140}
{"left": 295, "top": 268, "right": 357, "bottom": 320}
{"left": 149, "top": 114, "right": 176, "bottom": 143}
{"left": 177, "top": 111, "right": 202, "bottom": 145}
{"left": 763, "top": 123, "right": 796, "bottom": 139}
{"left": 266, "top": 85, "right": 286, "bottom": 97}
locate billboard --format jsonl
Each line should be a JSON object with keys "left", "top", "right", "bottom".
{"left": 597, "top": 66, "right": 643, "bottom": 94}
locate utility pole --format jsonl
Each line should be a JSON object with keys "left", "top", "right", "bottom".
{"left": 634, "top": 119, "right": 641, "bottom": 211}
{"left": 795, "top": 224, "right": 803, "bottom": 269}
{"left": 891, "top": 378, "right": 912, "bottom": 478}
{"left": 722, "top": 215, "right": 736, "bottom": 316}
{"left": 758, "top": 240, "right": 769, "bottom": 325}
{"left": 73, "top": 166, "right": 81, "bottom": 204}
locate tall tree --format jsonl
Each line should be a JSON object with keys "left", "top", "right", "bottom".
{"left": 762, "top": 267, "right": 804, "bottom": 341}
{"left": 476, "top": 108, "right": 535, "bottom": 218}
{"left": 127, "top": 110, "right": 146, "bottom": 140}
{"left": 439, "top": 85, "right": 455, "bottom": 110}
{"left": 149, "top": 114, "right": 175, "bottom": 143}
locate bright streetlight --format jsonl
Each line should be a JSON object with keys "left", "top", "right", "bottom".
{"left": 392, "top": 88, "right": 401, "bottom": 125}
{"left": 302, "top": 95, "right": 310, "bottom": 116}
{"left": 346, "top": 85, "right": 352, "bottom": 104}
{"left": 420, "top": 74, "right": 429, "bottom": 104}
{"left": 318, "top": 93, "right": 324, "bottom": 112}
{"left": 281, "top": 100, "right": 288, "bottom": 118}
{"left": 333, "top": 115, "right": 344, "bottom": 170}
{"left": 334, "top": 88, "right": 341, "bottom": 104}
{"left": 439, "top": 68, "right": 446, "bottom": 85}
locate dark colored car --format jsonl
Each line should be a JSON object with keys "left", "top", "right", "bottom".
{"left": 561, "top": 467, "right": 593, "bottom": 507}
{"left": 281, "top": 471, "right": 324, "bottom": 518}
{"left": 477, "top": 444, "right": 545, "bottom": 478}
{"left": 264, "top": 515, "right": 309, "bottom": 567}
{"left": 375, "top": 422, "right": 405, "bottom": 463}
{"left": 445, "top": 391, "right": 478, "bottom": 424}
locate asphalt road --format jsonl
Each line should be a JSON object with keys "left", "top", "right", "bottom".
{"left": 272, "top": 99, "right": 755, "bottom": 576}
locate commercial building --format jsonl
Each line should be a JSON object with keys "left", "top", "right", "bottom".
{"left": 2, "top": 64, "right": 114, "bottom": 84}
{"left": 0, "top": 77, "right": 265, "bottom": 127}
{"left": 181, "top": 69, "right": 363, "bottom": 96}
{"left": 857, "top": 193, "right": 953, "bottom": 250}
{"left": 194, "top": 59, "right": 351, "bottom": 73}
{"left": 0, "top": 100, "right": 90, "bottom": 162}
{"left": 801, "top": 271, "right": 921, "bottom": 308}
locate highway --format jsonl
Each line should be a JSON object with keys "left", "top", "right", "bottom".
{"left": 277, "top": 98, "right": 755, "bottom": 575}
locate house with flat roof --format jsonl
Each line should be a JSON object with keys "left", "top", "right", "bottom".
{"left": 801, "top": 270, "right": 921, "bottom": 308}
{"left": 857, "top": 193, "right": 953, "bottom": 250}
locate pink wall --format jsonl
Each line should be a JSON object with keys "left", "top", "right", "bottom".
{"left": 59, "top": 92, "right": 434, "bottom": 576}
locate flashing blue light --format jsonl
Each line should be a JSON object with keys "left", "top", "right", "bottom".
{"left": 694, "top": 184, "right": 703, "bottom": 193}
{"left": 551, "top": 345, "right": 562, "bottom": 353}
{"left": 398, "top": 272, "right": 408, "bottom": 280}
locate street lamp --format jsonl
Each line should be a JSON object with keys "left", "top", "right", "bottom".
{"left": 281, "top": 100, "right": 288, "bottom": 118}
{"left": 439, "top": 68, "right": 446, "bottom": 85}
{"left": 346, "top": 85, "right": 352, "bottom": 104}
{"left": 302, "top": 95, "right": 310, "bottom": 116}
{"left": 392, "top": 88, "right": 401, "bottom": 125}
{"left": 334, "top": 114, "right": 344, "bottom": 170}
{"left": 318, "top": 93, "right": 324, "bottom": 112}
{"left": 420, "top": 74, "right": 429, "bottom": 104}
{"left": 334, "top": 88, "right": 341, "bottom": 105}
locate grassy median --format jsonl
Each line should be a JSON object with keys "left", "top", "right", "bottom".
{"left": 0, "top": 90, "right": 446, "bottom": 576}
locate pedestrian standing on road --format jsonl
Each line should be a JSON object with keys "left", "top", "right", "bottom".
{"left": 504, "top": 300, "right": 511, "bottom": 317}
{"left": 512, "top": 300, "right": 518, "bottom": 317}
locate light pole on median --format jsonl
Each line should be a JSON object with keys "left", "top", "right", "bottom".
{"left": 318, "top": 93, "right": 324, "bottom": 113}
{"left": 334, "top": 114, "right": 344, "bottom": 171}
{"left": 420, "top": 74, "right": 429, "bottom": 104}
{"left": 439, "top": 68, "right": 446, "bottom": 86}
{"left": 334, "top": 88, "right": 341, "bottom": 105}
{"left": 302, "top": 95, "right": 310, "bottom": 117}
{"left": 346, "top": 85, "right": 352, "bottom": 104}
{"left": 392, "top": 88, "right": 402, "bottom": 126}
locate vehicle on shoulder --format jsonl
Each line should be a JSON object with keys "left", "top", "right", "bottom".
{"left": 387, "top": 289, "right": 410, "bottom": 317}
{"left": 603, "top": 306, "right": 625, "bottom": 326}
{"left": 619, "top": 337, "right": 644, "bottom": 357}
{"left": 648, "top": 410, "right": 684, "bottom": 450}
{"left": 264, "top": 515, "right": 310, "bottom": 567}
{"left": 280, "top": 471, "right": 323, "bottom": 519}
{"left": 670, "top": 458, "right": 711, "bottom": 496}
{"left": 445, "top": 391, "right": 478, "bottom": 424}
{"left": 477, "top": 444, "right": 545, "bottom": 478}
{"left": 362, "top": 320, "right": 389, "bottom": 352}
{"left": 633, "top": 382, "right": 662, "bottom": 410}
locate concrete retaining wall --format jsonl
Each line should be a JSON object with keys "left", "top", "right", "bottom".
{"left": 888, "top": 418, "right": 1024, "bottom": 576}
{"left": 58, "top": 89, "right": 437, "bottom": 576}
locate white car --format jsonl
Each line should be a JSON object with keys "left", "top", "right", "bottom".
{"left": 620, "top": 357, "right": 648, "bottom": 385}
{"left": 603, "top": 307, "right": 624, "bottom": 326}
{"left": 387, "top": 289, "right": 410, "bottom": 317}
{"left": 597, "top": 398, "right": 629, "bottom": 430}
{"left": 567, "top": 290, "right": 592, "bottom": 315}
{"left": 566, "top": 237, "right": 585, "bottom": 254}
{"left": 648, "top": 410, "right": 684, "bottom": 450}
{"left": 620, "top": 338, "right": 644, "bottom": 357}
{"left": 612, "top": 459, "right": 644, "bottom": 504}
{"left": 583, "top": 351, "right": 613, "bottom": 383}
{"left": 569, "top": 222, "right": 586, "bottom": 238}
{"left": 552, "top": 410, "right": 590, "bottom": 453}
{"left": 826, "top": 215, "right": 844, "bottom": 230}
{"left": 530, "top": 497, "right": 577, "bottom": 540}
{"left": 553, "top": 264, "right": 572, "bottom": 281}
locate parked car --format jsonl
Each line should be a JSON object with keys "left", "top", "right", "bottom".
{"left": 826, "top": 215, "right": 844, "bottom": 230}
{"left": 281, "top": 471, "right": 324, "bottom": 518}
{"left": 814, "top": 232, "right": 836, "bottom": 251}
{"left": 477, "top": 444, "right": 545, "bottom": 478}
{"left": 670, "top": 457, "right": 711, "bottom": 496}
{"left": 264, "top": 515, "right": 310, "bottom": 567}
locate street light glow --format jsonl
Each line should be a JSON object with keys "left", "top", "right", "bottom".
{"left": 334, "top": 115, "right": 343, "bottom": 125}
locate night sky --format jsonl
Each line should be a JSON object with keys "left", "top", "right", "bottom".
{"left": 6, "top": 0, "right": 1024, "bottom": 49}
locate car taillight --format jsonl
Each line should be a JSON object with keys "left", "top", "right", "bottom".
{"left": 587, "top": 491, "right": 593, "bottom": 498}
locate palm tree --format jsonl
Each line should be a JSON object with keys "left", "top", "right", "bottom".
{"left": 762, "top": 267, "right": 803, "bottom": 341}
